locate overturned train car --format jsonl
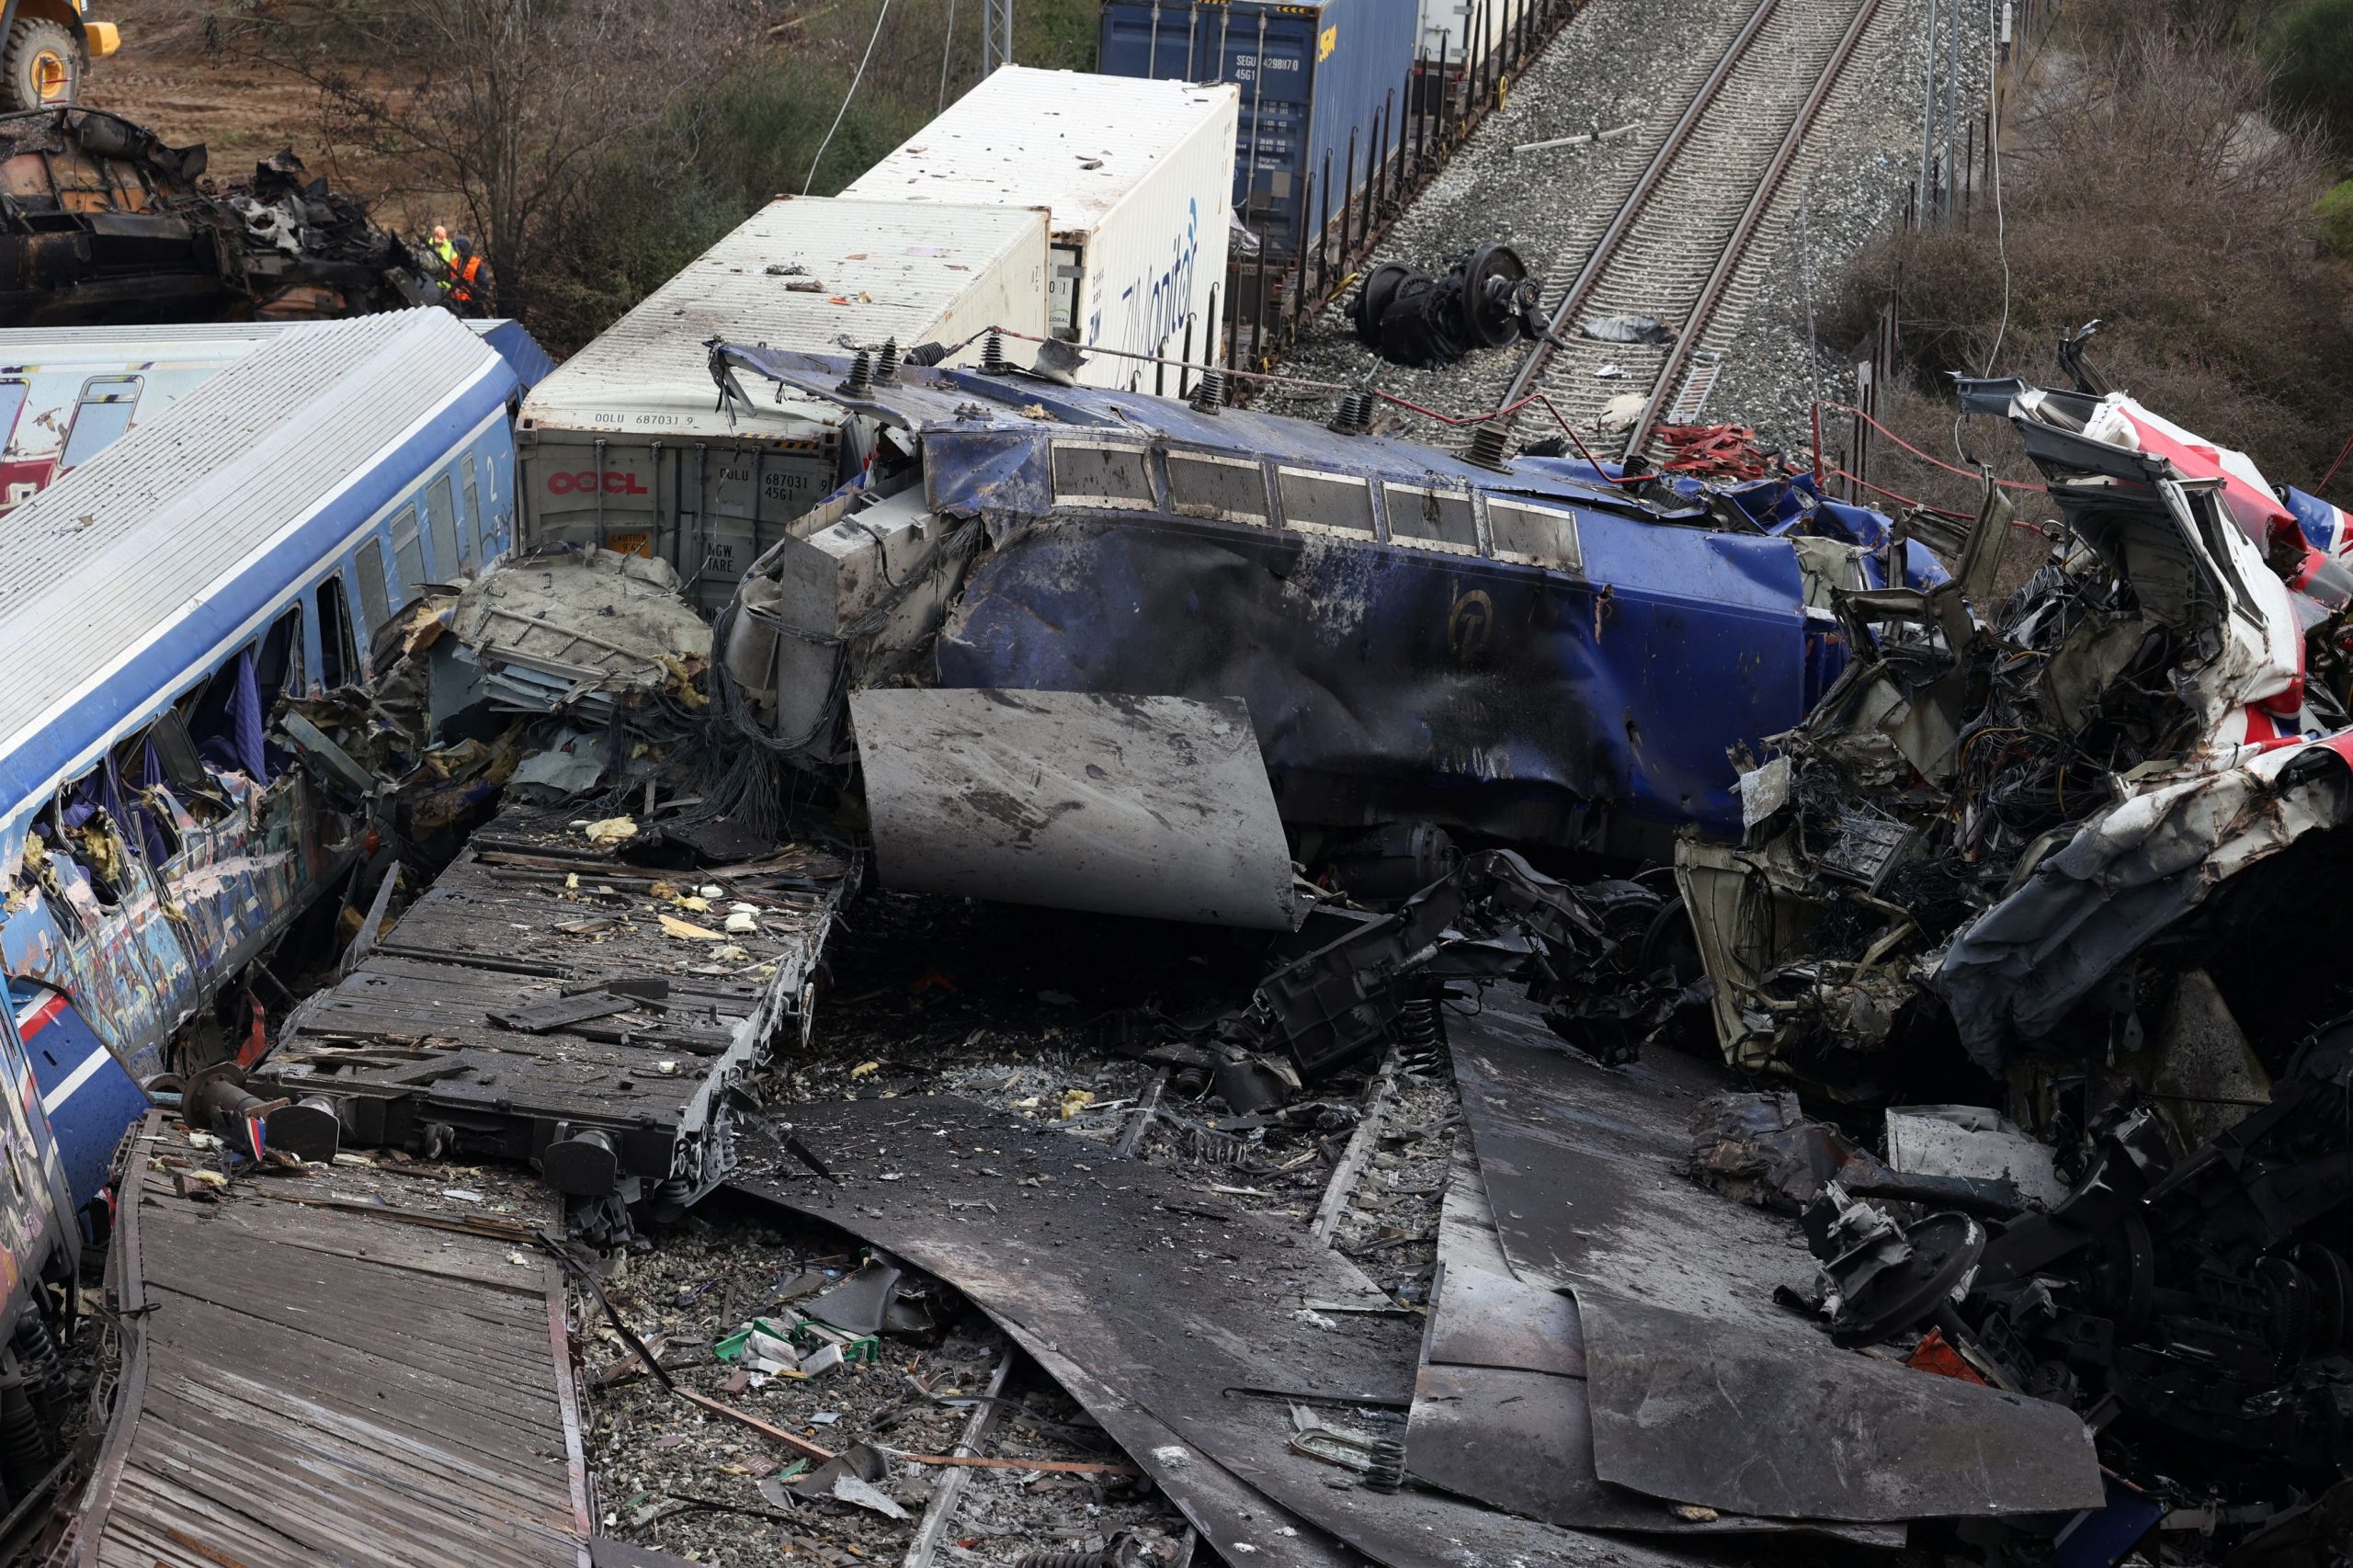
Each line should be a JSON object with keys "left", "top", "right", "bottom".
{"left": 703, "top": 342, "right": 1938, "bottom": 926}
{"left": 0, "top": 311, "right": 520, "bottom": 1373}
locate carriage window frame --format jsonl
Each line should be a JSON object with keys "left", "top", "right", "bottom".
{"left": 1382, "top": 482, "right": 1482, "bottom": 556}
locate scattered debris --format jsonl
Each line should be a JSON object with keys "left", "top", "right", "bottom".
{"left": 0, "top": 107, "right": 438, "bottom": 323}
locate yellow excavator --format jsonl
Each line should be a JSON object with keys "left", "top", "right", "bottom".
{"left": 0, "top": 0, "right": 117, "bottom": 112}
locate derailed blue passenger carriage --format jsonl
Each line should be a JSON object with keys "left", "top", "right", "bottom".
{"left": 0, "top": 309, "right": 523, "bottom": 1344}
{"left": 710, "top": 344, "right": 1938, "bottom": 920}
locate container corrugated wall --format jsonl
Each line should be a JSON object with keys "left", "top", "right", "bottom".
{"left": 1099, "top": 0, "right": 1418, "bottom": 266}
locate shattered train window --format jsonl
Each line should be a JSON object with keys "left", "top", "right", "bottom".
{"left": 59, "top": 376, "right": 141, "bottom": 469}
{"left": 1051, "top": 441, "right": 1155, "bottom": 510}
{"left": 256, "top": 603, "right": 304, "bottom": 697}
{"left": 426, "top": 474, "right": 460, "bottom": 578}
{"left": 1384, "top": 483, "right": 1478, "bottom": 552}
{"left": 1279, "top": 469, "right": 1376, "bottom": 537}
{"left": 1487, "top": 500, "right": 1584, "bottom": 574}
{"left": 461, "top": 452, "right": 484, "bottom": 560}
{"left": 1166, "top": 451, "right": 1269, "bottom": 526}
{"left": 0, "top": 381, "right": 26, "bottom": 454}
{"left": 318, "top": 574, "right": 358, "bottom": 689}
{"left": 356, "top": 539, "right": 392, "bottom": 636}
{"left": 391, "top": 506, "right": 426, "bottom": 601}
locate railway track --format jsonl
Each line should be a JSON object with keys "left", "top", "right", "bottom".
{"left": 1495, "top": 0, "right": 1887, "bottom": 457}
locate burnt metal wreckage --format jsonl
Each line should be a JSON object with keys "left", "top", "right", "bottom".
{"left": 0, "top": 106, "right": 439, "bottom": 324}
{"left": 29, "top": 308, "right": 2353, "bottom": 1568}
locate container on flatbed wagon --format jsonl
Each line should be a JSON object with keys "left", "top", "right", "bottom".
{"left": 1098, "top": 0, "right": 1417, "bottom": 266}
{"left": 516, "top": 197, "right": 1048, "bottom": 612}
{"left": 842, "top": 66, "right": 1236, "bottom": 392}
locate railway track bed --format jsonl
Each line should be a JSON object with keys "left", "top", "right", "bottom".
{"left": 1270, "top": 0, "right": 1936, "bottom": 454}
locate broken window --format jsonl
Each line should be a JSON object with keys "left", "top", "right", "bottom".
{"left": 0, "top": 380, "right": 27, "bottom": 454}
{"left": 1279, "top": 469, "right": 1376, "bottom": 537}
{"left": 1051, "top": 442, "right": 1155, "bottom": 510}
{"left": 1165, "top": 452, "right": 1268, "bottom": 526}
{"left": 1487, "top": 499, "right": 1585, "bottom": 574}
{"left": 461, "top": 452, "right": 484, "bottom": 561}
{"left": 391, "top": 506, "right": 426, "bottom": 602}
{"left": 256, "top": 603, "right": 303, "bottom": 697}
{"left": 1384, "top": 483, "right": 1479, "bottom": 552}
{"left": 426, "top": 473, "right": 460, "bottom": 578}
{"left": 55, "top": 769, "right": 135, "bottom": 906}
{"left": 111, "top": 729, "right": 184, "bottom": 862}
{"left": 188, "top": 650, "right": 270, "bottom": 784}
{"left": 129, "top": 710, "right": 222, "bottom": 828}
{"left": 59, "top": 376, "right": 141, "bottom": 469}
{"left": 355, "top": 539, "right": 392, "bottom": 638}
{"left": 317, "top": 573, "right": 358, "bottom": 690}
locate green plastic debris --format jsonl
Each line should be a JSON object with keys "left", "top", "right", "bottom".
{"left": 714, "top": 1317, "right": 798, "bottom": 1366}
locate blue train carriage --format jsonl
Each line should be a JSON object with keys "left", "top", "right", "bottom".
{"left": 711, "top": 344, "right": 1940, "bottom": 875}
{"left": 0, "top": 309, "right": 522, "bottom": 1233}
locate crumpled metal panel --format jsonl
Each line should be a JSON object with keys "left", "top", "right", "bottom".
{"left": 849, "top": 687, "right": 1300, "bottom": 928}
{"left": 938, "top": 513, "right": 1829, "bottom": 850}
{"left": 1574, "top": 1285, "right": 2104, "bottom": 1521}
{"left": 1936, "top": 741, "right": 2353, "bottom": 1070}
{"left": 1449, "top": 990, "right": 2107, "bottom": 1522}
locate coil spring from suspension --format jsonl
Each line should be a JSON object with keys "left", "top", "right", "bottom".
{"left": 11, "top": 1315, "right": 66, "bottom": 1437}
{"left": 1392, "top": 996, "right": 1446, "bottom": 1054}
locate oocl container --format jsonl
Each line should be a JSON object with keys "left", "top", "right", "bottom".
{"left": 516, "top": 197, "right": 1048, "bottom": 612}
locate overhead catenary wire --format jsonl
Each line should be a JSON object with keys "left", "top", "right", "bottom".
{"left": 938, "top": 0, "right": 959, "bottom": 110}
{"left": 806, "top": 0, "right": 896, "bottom": 196}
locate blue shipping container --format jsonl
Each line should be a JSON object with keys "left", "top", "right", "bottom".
{"left": 1100, "top": 0, "right": 1418, "bottom": 264}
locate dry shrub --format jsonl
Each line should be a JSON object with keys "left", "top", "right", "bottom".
{"left": 1827, "top": 11, "right": 2353, "bottom": 507}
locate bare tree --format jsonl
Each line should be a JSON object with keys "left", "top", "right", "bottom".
{"left": 222, "top": 0, "right": 759, "bottom": 321}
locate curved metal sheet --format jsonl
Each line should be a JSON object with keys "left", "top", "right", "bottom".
{"left": 849, "top": 687, "right": 1300, "bottom": 929}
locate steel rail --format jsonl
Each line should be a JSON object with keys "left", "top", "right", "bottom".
{"left": 1620, "top": 0, "right": 1886, "bottom": 457}
{"left": 1495, "top": 0, "right": 1781, "bottom": 417}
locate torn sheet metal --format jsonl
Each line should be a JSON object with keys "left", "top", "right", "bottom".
{"left": 732, "top": 1098, "right": 1736, "bottom": 1568}
{"left": 849, "top": 688, "right": 1300, "bottom": 928}
{"left": 1574, "top": 1284, "right": 2098, "bottom": 1521}
{"left": 1448, "top": 989, "right": 2106, "bottom": 1520}
{"left": 1673, "top": 365, "right": 2353, "bottom": 1084}
{"left": 1935, "top": 741, "right": 2353, "bottom": 1071}
{"left": 1885, "top": 1106, "right": 2071, "bottom": 1210}
{"left": 1405, "top": 1276, "right": 1898, "bottom": 1541}
{"left": 442, "top": 549, "right": 714, "bottom": 726}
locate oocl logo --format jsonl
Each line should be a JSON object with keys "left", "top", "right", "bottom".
{"left": 546, "top": 470, "right": 649, "bottom": 496}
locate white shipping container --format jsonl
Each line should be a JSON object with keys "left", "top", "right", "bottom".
{"left": 843, "top": 66, "right": 1237, "bottom": 393}
{"left": 1419, "top": 0, "right": 1518, "bottom": 65}
{"left": 517, "top": 197, "right": 1049, "bottom": 610}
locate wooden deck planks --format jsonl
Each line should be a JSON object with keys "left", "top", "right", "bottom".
{"left": 79, "top": 1119, "right": 589, "bottom": 1568}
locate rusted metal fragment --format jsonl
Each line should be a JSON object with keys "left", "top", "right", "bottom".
{"left": 0, "top": 107, "right": 437, "bottom": 324}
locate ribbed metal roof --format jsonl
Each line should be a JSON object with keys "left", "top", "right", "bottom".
{"left": 0, "top": 322, "right": 294, "bottom": 368}
{"left": 0, "top": 310, "right": 510, "bottom": 822}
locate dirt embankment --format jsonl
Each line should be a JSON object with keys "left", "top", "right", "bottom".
{"left": 80, "top": 0, "right": 449, "bottom": 235}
